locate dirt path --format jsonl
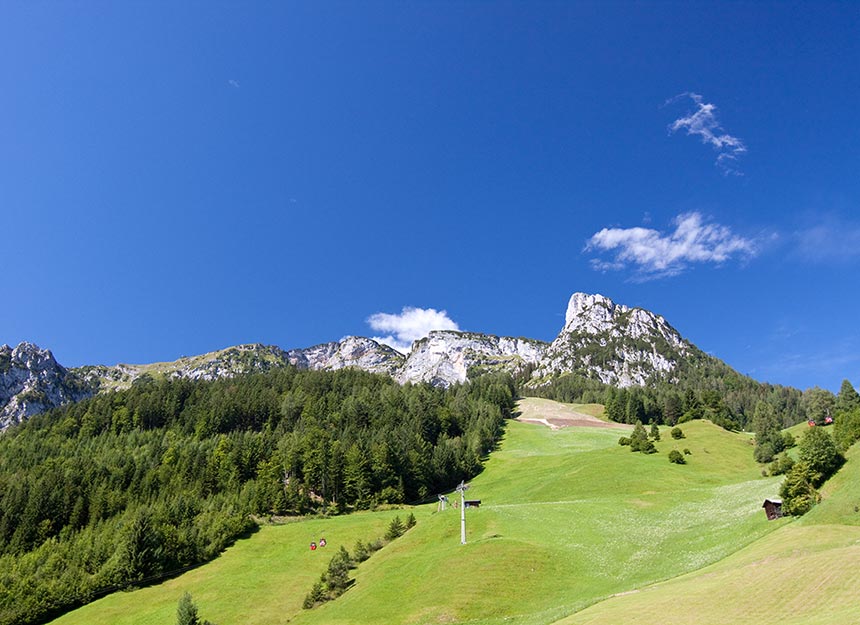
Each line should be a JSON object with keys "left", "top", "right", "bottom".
{"left": 515, "top": 397, "right": 627, "bottom": 430}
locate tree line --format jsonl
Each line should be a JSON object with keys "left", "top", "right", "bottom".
{"left": 523, "top": 363, "right": 806, "bottom": 432}
{"left": 0, "top": 367, "right": 516, "bottom": 625}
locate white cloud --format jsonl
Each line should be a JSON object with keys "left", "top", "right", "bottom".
{"left": 367, "top": 306, "right": 460, "bottom": 353}
{"left": 585, "top": 212, "right": 757, "bottom": 279}
{"left": 794, "top": 216, "right": 860, "bottom": 263}
{"left": 667, "top": 93, "right": 746, "bottom": 175}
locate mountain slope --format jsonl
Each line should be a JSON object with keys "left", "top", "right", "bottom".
{"left": 558, "top": 443, "right": 860, "bottom": 625}
{"left": 48, "top": 403, "right": 788, "bottom": 625}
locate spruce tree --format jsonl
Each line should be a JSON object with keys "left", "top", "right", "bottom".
{"left": 836, "top": 379, "right": 860, "bottom": 415}
{"left": 177, "top": 592, "right": 200, "bottom": 625}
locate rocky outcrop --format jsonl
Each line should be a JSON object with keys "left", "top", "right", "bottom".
{"left": 530, "top": 293, "right": 690, "bottom": 387}
{"left": 287, "top": 336, "right": 405, "bottom": 376}
{"left": 1, "top": 343, "right": 93, "bottom": 430}
{"left": 73, "top": 344, "right": 295, "bottom": 392}
{"left": 73, "top": 339, "right": 404, "bottom": 394}
{"left": 397, "top": 331, "right": 548, "bottom": 387}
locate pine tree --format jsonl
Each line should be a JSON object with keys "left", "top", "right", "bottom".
{"left": 177, "top": 592, "right": 200, "bottom": 625}
{"left": 836, "top": 379, "right": 860, "bottom": 415}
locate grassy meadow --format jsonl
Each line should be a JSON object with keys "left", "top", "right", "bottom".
{"left": 50, "top": 398, "right": 800, "bottom": 625}
{"left": 560, "top": 443, "right": 860, "bottom": 625}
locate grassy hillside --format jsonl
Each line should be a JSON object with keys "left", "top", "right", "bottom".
{"left": 50, "top": 399, "right": 785, "bottom": 625}
{"left": 555, "top": 444, "right": 860, "bottom": 625}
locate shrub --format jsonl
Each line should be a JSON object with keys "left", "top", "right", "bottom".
{"left": 406, "top": 512, "right": 416, "bottom": 529}
{"left": 768, "top": 454, "right": 794, "bottom": 476}
{"left": 668, "top": 450, "right": 686, "bottom": 464}
{"left": 782, "top": 431, "right": 797, "bottom": 449}
{"left": 753, "top": 441, "right": 776, "bottom": 464}
{"left": 683, "top": 448, "right": 691, "bottom": 455}
{"left": 650, "top": 422, "right": 661, "bottom": 441}
{"left": 670, "top": 427, "right": 685, "bottom": 439}
{"left": 618, "top": 436, "right": 631, "bottom": 446}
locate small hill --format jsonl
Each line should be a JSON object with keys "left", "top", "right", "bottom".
{"left": 49, "top": 400, "right": 787, "bottom": 625}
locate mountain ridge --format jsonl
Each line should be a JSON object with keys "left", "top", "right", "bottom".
{"left": 0, "top": 292, "right": 754, "bottom": 429}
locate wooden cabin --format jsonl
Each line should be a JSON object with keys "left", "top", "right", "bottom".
{"left": 762, "top": 498, "right": 783, "bottom": 520}
{"left": 464, "top": 500, "right": 482, "bottom": 509}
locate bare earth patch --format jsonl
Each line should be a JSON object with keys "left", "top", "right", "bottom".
{"left": 515, "top": 397, "right": 627, "bottom": 430}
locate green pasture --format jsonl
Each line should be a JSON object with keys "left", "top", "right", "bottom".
{"left": 49, "top": 399, "right": 791, "bottom": 625}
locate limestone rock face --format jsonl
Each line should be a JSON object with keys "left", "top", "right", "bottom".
{"left": 530, "top": 293, "right": 690, "bottom": 387}
{"left": 396, "top": 331, "right": 549, "bottom": 387}
{"left": 287, "top": 336, "right": 405, "bottom": 376}
{"left": 0, "top": 342, "right": 92, "bottom": 430}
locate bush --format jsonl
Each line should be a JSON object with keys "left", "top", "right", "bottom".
{"left": 650, "top": 422, "right": 661, "bottom": 441}
{"left": 782, "top": 431, "right": 797, "bottom": 449}
{"left": 768, "top": 454, "right": 794, "bottom": 476}
{"left": 670, "top": 427, "right": 685, "bottom": 440}
{"left": 406, "top": 512, "right": 416, "bottom": 529}
{"left": 668, "top": 450, "right": 686, "bottom": 464}
{"left": 683, "top": 448, "right": 691, "bottom": 455}
{"left": 618, "top": 436, "right": 631, "bottom": 446}
{"left": 753, "top": 441, "right": 776, "bottom": 464}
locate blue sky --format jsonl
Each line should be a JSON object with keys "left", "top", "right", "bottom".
{"left": 1, "top": 2, "right": 858, "bottom": 392}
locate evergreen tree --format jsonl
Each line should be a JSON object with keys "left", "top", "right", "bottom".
{"left": 752, "top": 401, "right": 783, "bottom": 463}
{"left": 385, "top": 515, "right": 405, "bottom": 541}
{"left": 802, "top": 387, "right": 836, "bottom": 425}
{"left": 177, "top": 592, "right": 200, "bottom": 625}
{"left": 650, "top": 422, "right": 660, "bottom": 441}
{"left": 799, "top": 426, "right": 844, "bottom": 486}
{"left": 662, "top": 393, "right": 682, "bottom": 426}
{"left": 836, "top": 379, "right": 860, "bottom": 415}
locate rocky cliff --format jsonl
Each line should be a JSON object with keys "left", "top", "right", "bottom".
{"left": 530, "top": 293, "right": 690, "bottom": 387}
{"left": 396, "top": 331, "right": 548, "bottom": 387}
{"left": 0, "top": 343, "right": 93, "bottom": 430}
{"left": 287, "top": 336, "right": 405, "bottom": 376}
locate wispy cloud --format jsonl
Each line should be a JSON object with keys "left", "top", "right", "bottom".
{"left": 667, "top": 93, "right": 746, "bottom": 175}
{"left": 794, "top": 215, "right": 860, "bottom": 263}
{"left": 228, "top": 79, "right": 240, "bottom": 89}
{"left": 367, "top": 306, "right": 460, "bottom": 353}
{"left": 585, "top": 212, "right": 757, "bottom": 280}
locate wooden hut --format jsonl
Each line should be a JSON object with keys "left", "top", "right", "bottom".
{"left": 762, "top": 498, "right": 783, "bottom": 520}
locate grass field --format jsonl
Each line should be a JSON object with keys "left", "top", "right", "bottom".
{"left": 50, "top": 399, "right": 800, "bottom": 625}
{"left": 557, "top": 432, "right": 860, "bottom": 625}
